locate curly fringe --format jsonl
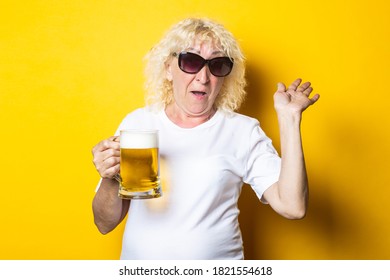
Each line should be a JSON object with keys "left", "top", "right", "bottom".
{"left": 144, "top": 18, "right": 247, "bottom": 113}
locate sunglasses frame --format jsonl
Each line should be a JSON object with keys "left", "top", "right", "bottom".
{"left": 173, "top": 51, "right": 234, "bottom": 77}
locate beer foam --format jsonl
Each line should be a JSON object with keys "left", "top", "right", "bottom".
{"left": 120, "top": 130, "right": 158, "bottom": 148}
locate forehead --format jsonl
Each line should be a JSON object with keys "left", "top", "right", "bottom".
{"left": 184, "top": 38, "right": 224, "bottom": 55}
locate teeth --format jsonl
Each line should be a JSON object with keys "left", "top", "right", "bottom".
{"left": 192, "top": 91, "right": 206, "bottom": 95}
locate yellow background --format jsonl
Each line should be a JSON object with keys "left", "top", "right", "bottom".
{"left": 1, "top": 0, "right": 389, "bottom": 259}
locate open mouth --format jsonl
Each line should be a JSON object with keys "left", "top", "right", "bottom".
{"left": 191, "top": 91, "right": 207, "bottom": 96}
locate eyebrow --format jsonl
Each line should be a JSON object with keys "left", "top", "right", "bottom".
{"left": 187, "top": 47, "right": 224, "bottom": 56}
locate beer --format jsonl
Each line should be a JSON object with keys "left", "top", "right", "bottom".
{"left": 118, "top": 130, "right": 162, "bottom": 199}
{"left": 120, "top": 148, "right": 159, "bottom": 192}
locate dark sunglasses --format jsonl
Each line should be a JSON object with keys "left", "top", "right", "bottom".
{"left": 173, "top": 51, "right": 233, "bottom": 77}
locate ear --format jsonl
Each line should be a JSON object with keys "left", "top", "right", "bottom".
{"left": 166, "top": 61, "right": 173, "bottom": 81}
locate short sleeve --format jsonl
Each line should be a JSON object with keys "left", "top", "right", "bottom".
{"left": 243, "top": 125, "right": 281, "bottom": 204}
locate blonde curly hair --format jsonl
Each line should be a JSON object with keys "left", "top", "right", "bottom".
{"left": 144, "top": 18, "right": 246, "bottom": 113}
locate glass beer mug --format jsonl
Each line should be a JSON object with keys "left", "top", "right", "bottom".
{"left": 115, "top": 130, "right": 162, "bottom": 199}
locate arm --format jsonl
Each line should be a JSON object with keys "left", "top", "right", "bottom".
{"left": 262, "top": 78, "right": 320, "bottom": 219}
{"left": 91, "top": 136, "right": 130, "bottom": 234}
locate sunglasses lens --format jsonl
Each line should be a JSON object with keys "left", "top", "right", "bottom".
{"left": 209, "top": 58, "right": 233, "bottom": 77}
{"left": 179, "top": 53, "right": 204, "bottom": 74}
{"left": 178, "top": 52, "right": 233, "bottom": 77}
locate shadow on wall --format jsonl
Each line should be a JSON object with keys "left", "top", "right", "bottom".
{"left": 238, "top": 180, "right": 336, "bottom": 259}
{"left": 238, "top": 62, "right": 276, "bottom": 130}
{"left": 236, "top": 63, "right": 388, "bottom": 259}
{"left": 237, "top": 62, "right": 337, "bottom": 259}
{"left": 237, "top": 61, "right": 278, "bottom": 259}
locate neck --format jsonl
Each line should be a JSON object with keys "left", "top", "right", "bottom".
{"left": 165, "top": 105, "right": 216, "bottom": 128}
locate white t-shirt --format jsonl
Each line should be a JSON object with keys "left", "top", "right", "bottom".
{"left": 110, "top": 107, "right": 281, "bottom": 259}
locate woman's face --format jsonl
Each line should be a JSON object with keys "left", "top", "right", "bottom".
{"left": 166, "top": 41, "right": 225, "bottom": 118}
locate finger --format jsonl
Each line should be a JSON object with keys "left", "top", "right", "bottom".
{"left": 92, "top": 148, "right": 120, "bottom": 169}
{"left": 100, "top": 163, "right": 120, "bottom": 179}
{"left": 287, "top": 78, "right": 302, "bottom": 91}
{"left": 96, "top": 149, "right": 120, "bottom": 162}
{"left": 297, "top": 81, "right": 311, "bottom": 92}
{"left": 276, "top": 82, "right": 286, "bottom": 92}
{"left": 110, "top": 135, "right": 120, "bottom": 142}
{"left": 102, "top": 148, "right": 120, "bottom": 162}
{"left": 310, "top": 93, "right": 320, "bottom": 104}
{"left": 92, "top": 137, "right": 120, "bottom": 154}
{"left": 303, "top": 86, "right": 313, "bottom": 96}
{"left": 102, "top": 155, "right": 120, "bottom": 169}
{"left": 92, "top": 147, "right": 120, "bottom": 167}
{"left": 95, "top": 156, "right": 120, "bottom": 178}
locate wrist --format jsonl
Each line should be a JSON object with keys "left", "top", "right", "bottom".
{"left": 276, "top": 110, "right": 302, "bottom": 126}
{"left": 101, "top": 177, "right": 120, "bottom": 189}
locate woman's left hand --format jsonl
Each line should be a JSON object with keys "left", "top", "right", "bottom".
{"left": 273, "top": 78, "right": 320, "bottom": 115}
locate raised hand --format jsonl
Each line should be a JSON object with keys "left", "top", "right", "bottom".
{"left": 273, "top": 78, "right": 320, "bottom": 115}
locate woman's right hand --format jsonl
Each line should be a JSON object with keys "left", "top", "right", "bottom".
{"left": 92, "top": 136, "right": 120, "bottom": 179}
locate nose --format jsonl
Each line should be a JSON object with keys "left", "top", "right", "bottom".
{"left": 195, "top": 64, "right": 210, "bottom": 84}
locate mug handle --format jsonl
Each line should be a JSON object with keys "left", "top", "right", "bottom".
{"left": 113, "top": 173, "right": 122, "bottom": 183}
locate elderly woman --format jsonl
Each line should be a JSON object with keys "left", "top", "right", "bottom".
{"left": 92, "top": 18, "right": 319, "bottom": 259}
